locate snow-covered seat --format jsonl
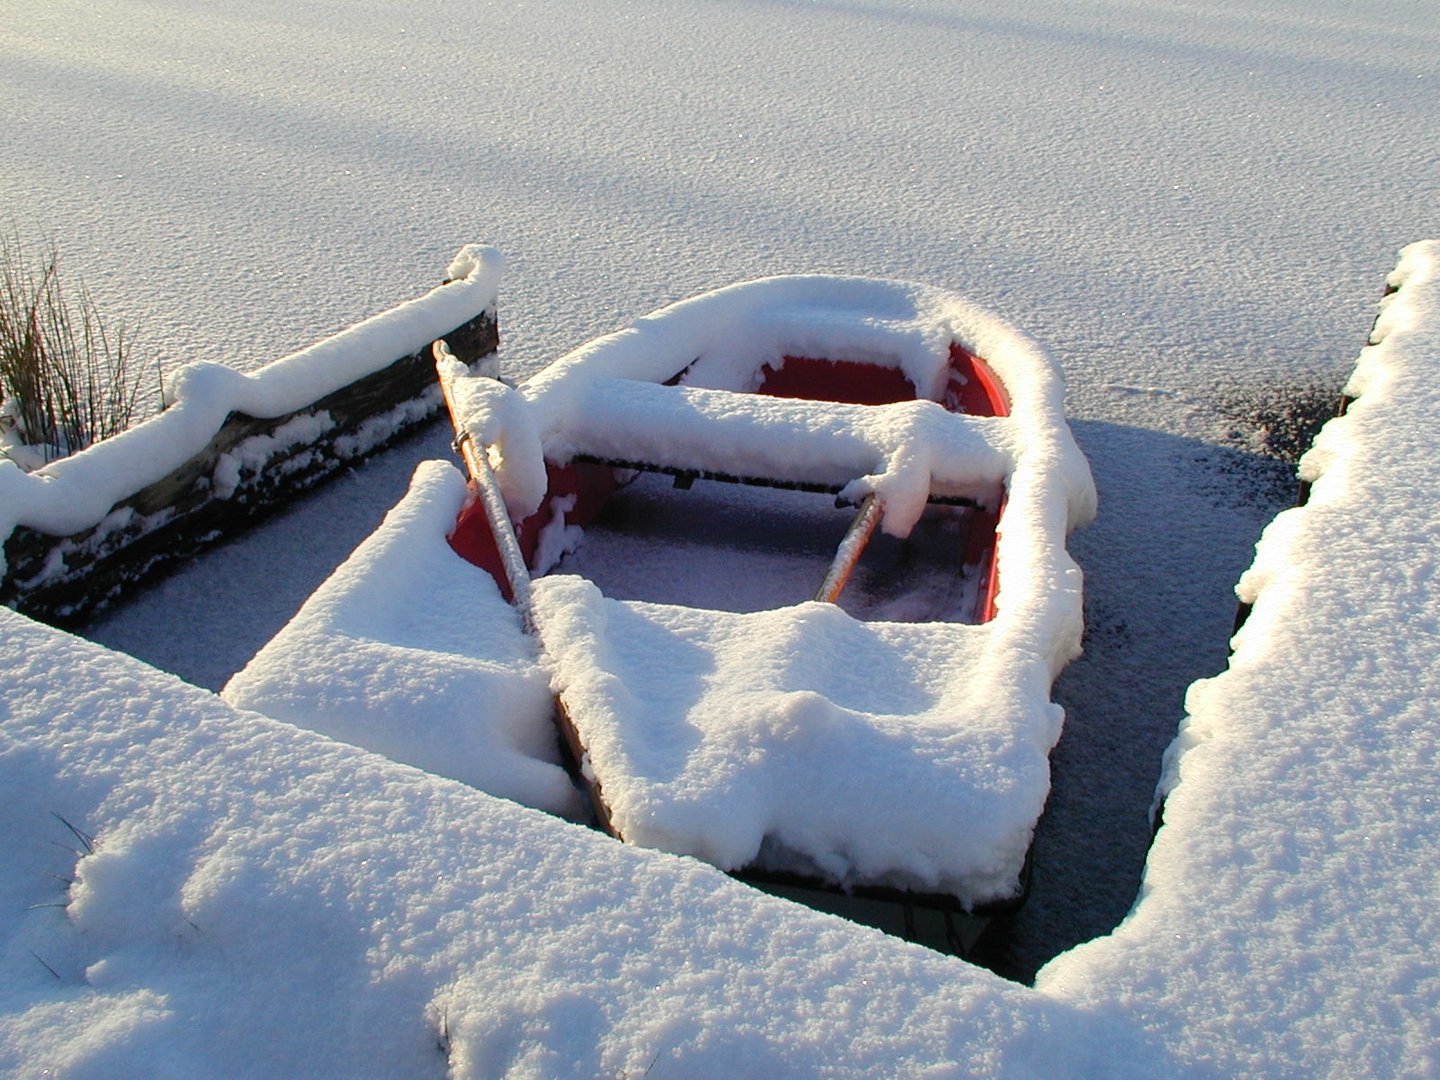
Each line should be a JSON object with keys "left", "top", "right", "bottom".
{"left": 531, "top": 575, "right": 1056, "bottom": 905}
{"left": 439, "top": 274, "right": 1096, "bottom": 910}
{"left": 550, "top": 375, "right": 1017, "bottom": 510}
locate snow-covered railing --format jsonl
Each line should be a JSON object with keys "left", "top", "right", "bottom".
{"left": 0, "top": 245, "right": 505, "bottom": 625}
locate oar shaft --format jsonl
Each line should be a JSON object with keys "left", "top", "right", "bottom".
{"left": 435, "top": 342, "right": 537, "bottom": 632}
{"left": 815, "top": 493, "right": 882, "bottom": 604}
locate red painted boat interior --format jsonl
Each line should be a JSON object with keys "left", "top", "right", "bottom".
{"left": 449, "top": 345, "right": 1009, "bottom": 620}
{"left": 448, "top": 462, "right": 615, "bottom": 603}
{"left": 757, "top": 355, "right": 917, "bottom": 405}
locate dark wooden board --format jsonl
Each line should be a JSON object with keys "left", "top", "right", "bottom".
{"left": 2, "top": 311, "right": 497, "bottom": 626}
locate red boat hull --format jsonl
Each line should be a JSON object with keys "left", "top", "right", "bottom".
{"left": 449, "top": 344, "right": 1009, "bottom": 621}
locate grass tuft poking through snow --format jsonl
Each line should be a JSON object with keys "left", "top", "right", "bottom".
{"left": 0, "top": 234, "right": 155, "bottom": 468}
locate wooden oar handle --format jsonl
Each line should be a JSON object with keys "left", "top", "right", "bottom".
{"left": 434, "top": 340, "right": 537, "bottom": 631}
{"left": 815, "top": 492, "right": 883, "bottom": 604}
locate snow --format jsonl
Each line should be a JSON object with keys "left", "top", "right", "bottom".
{"left": 0, "top": 245, "right": 499, "bottom": 564}
{"left": 221, "top": 460, "right": 577, "bottom": 817}
{"left": 3, "top": 605, "right": 1152, "bottom": 1078}
{"left": 1035, "top": 239, "right": 1440, "bottom": 1075}
{"left": 425, "top": 275, "right": 1095, "bottom": 903}
{"left": 210, "top": 410, "right": 336, "bottom": 499}
{"left": 236, "top": 266, "right": 1098, "bottom": 906}
{"left": 533, "top": 579, "right": 1048, "bottom": 901}
{"left": 516, "top": 275, "right": 1094, "bottom": 531}
{"left": 439, "top": 351, "right": 549, "bottom": 522}
{"left": 5, "top": 243, "right": 1438, "bottom": 1072}
{"left": 3, "top": 0, "right": 1440, "bottom": 1073}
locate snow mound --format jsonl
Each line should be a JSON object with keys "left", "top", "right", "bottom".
{"left": 222, "top": 460, "right": 575, "bottom": 816}
{"left": 1038, "top": 240, "right": 1440, "bottom": 1077}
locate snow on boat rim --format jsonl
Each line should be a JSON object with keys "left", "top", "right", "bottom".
{"left": 451, "top": 273, "right": 1096, "bottom": 535}
{"left": 441, "top": 273, "right": 1097, "bottom": 906}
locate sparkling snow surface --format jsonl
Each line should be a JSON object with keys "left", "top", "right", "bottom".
{"left": 3, "top": 0, "right": 1439, "bottom": 1073}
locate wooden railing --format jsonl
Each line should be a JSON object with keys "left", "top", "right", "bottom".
{"left": 2, "top": 248, "right": 502, "bottom": 626}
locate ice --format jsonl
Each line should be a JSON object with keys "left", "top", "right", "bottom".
{"left": 1036, "top": 240, "right": 1440, "bottom": 1075}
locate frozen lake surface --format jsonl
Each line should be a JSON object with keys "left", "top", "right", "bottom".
{"left": 3, "top": 3, "right": 1438, "bottom": 1073}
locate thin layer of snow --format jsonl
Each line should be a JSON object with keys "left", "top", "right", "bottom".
{"left": 210, "top": 410, "right": 335, "bottom": 499}
{"left": 556, "top": 474, "right": 986, "bottom": 622}
{"left": 0, "top": 246, "right": 500, "bottom": 564}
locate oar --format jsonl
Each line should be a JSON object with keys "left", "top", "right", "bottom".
{"left": 814, "top": 492, "right": 883, "bottom": 603}
{"left": 434, "top": 340, "right": 623, "bottom": 836}
{"left": 434, "top": 340, "right": 536, "bottom": 633}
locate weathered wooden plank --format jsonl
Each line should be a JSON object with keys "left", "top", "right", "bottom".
{"left": 2, "top": 311, "right": 496, "bottom": 626}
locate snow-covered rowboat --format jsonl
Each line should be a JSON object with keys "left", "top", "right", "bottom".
{"left": 437, "top": 275, "right": 1096, "bottom": 912}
